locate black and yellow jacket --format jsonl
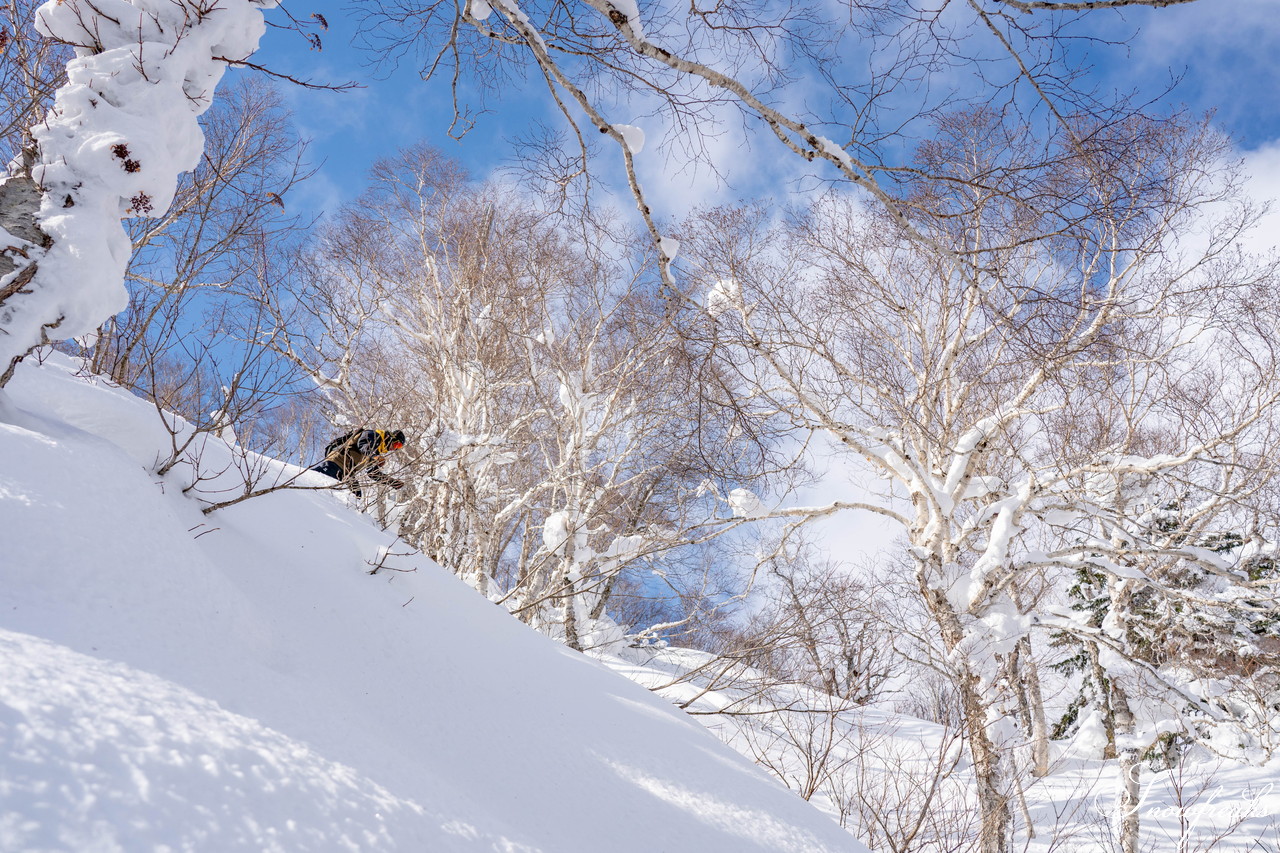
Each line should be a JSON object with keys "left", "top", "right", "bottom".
{"left": 317, "top": 429, "right": 401, "bottom": 484}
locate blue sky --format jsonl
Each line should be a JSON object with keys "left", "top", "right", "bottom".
{"left": 243, "top": 0, "right": 1280, "bottom": 233}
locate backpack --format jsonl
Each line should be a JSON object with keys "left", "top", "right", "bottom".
{"left": 325, "top": 429, "right": 397, "bottom": 458}
{"left": 324, "top": 430, "right": 362, "bottom": 458}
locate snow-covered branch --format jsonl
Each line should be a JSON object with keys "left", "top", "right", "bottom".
{"left": 0, "top": 0, "right": 277, "bottom": 384}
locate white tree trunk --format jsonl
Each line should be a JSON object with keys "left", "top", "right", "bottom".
{"left": 960, "top": 673, "right": 1011, "bottom": 853}
{"left": 927, "top": 584, "right": 1011, "bottom": 853}
{"left": 1018, "top": 638, "right": 1052, "bottom": 778}
{"left": 0, "top": 172, "right": 50, "bottom": 384}
{"left": 1113, "top": 686, "right": 1141, "bottom": 853}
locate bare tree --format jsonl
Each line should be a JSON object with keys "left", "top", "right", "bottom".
{"left": 275, "top": 145, "right": 772, "bottom": 648}
{"left": 43, "top": 77, "right": 322, "bottom": 509}
{"left": 674, "top": 109, "right": 1280, "bottom": 853}
{"left": 355, "top": 0, "right": 1251, "bottom": 301}
{"left": 0, "top": 0, "right": 68, "bottom": 163}
{"left": 0, "top": 0, "right": 283, "bottom": 384}
{"left": 729, "top": 545, "right": 897, "bottom": 707}
{"left": 87, "top": 78, "right": 313, "bottom": 389}
{"left": 836, "top": 719, "right": 979, "bottom": 853}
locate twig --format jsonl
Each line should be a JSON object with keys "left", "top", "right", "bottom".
{"left": 211, "top": 55, "right": 361, "bottom": 92}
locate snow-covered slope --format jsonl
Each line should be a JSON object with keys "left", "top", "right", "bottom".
{"left": 0, "top": 354, "right": 863, "bottom": 852}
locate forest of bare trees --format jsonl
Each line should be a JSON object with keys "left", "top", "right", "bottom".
{"left": 3, "top": 0, "right": 1279, "bottom": 850}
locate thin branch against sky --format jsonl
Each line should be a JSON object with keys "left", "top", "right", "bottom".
{"left": 250, "top": 0, "right": 1280, "bottom": 226}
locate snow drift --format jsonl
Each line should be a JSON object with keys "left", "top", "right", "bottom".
{"left": 0, "top": 353, "right": 861, "bottom": 852}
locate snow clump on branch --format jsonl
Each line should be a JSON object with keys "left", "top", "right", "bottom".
{"left": 0, "top": 0, "right": 277, "bottom": 375}
{"left": 727, "top": 487, "right": 767, "bottom": 519}
{"left": 704, "top": 278, "right": 740, "bottom": 319}
{"left": 611, "top": 123, "right": 645, "bottom": 155}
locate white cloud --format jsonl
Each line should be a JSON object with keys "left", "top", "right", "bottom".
{"left": 1242, "top": 141, "right": 1280, "bottom": 254}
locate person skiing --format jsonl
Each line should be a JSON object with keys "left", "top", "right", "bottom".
{"left": 309, "top": 429, "right": 407, "bottom": 497}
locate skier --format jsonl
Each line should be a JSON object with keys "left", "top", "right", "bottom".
{"left": 309, "top": 429, "right": 407, "bottom": 497}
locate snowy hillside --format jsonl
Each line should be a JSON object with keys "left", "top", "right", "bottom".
{"left": 0, "top": 353, "right": 862, "bottom": 852}
{"left": 607, "top": 643, "right": 1280, "bottom": 851}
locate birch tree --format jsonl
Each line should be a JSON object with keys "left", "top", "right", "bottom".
{"left": 0, "top": 0, "right": 280, "bottom": 385}
{"left": 0, "top": 0, "right": 67, "bottom": 162}
{"left": 1048, "top": 490, "right": 1280, "bottom": 853}
{"left": 281, "top": 146, "right": 767, "bottom": 648}
{"left": 675, "top": 110, "right": 1280, "bottom": 853}
{"left": 87, "top": 79, "right": 310, "bottom": 383}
